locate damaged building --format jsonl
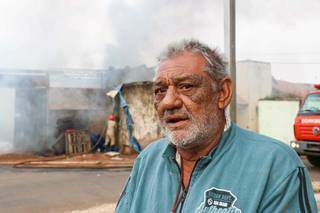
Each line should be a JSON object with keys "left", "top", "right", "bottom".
{"left": 0, "top": 61, "right": 273, "bottom": 156}
{"left": 111, "top": 81, "right": 164, "bottom": 153}
{"left": 48, "top": 70, "right": 113, "bottom": 154}
{"left": 0, "top": 66, "right": 157, "bottom": 156}
{"left": 0, "top": 70, "right": 48, "bottom": 153}
{"left": 0, "top": 69, "right": 113, "bottom": 155}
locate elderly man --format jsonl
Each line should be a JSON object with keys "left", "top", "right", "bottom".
{"left": 116, "top": 40, "right": 317, "bottom": 212}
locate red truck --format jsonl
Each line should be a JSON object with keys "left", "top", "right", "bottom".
{"left": 291, "top": 84, "right": 320, "bottom": 167}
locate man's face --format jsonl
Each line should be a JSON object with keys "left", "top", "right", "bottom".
{"left": 154, "top": 51, "right": 223, "bottom": 149}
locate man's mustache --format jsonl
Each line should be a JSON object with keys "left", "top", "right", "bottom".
{"left": 161, "top": 110, "right": 193, "bottom": 126}
{"left": 163, "top": 109, "right": 190, "bottom": 118}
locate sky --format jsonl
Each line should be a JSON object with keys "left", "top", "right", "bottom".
{"left": 0, "top": 0, "right": 319, "bottom": 84}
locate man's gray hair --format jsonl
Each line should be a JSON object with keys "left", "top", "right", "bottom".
{"left": 157, "top": 39, "right": 229, "bottom": 82}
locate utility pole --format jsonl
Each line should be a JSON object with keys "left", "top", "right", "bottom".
{"left": 224, "top": 0, "right": 237, "bottom": 123}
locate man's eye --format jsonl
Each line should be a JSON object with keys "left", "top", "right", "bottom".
{"left": 154, "top": 87, "right": 167, "bottom": 95}
{"left": 179, "top": 84, "right": 193, "bottom": 90}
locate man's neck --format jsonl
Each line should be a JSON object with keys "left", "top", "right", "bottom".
{"left": 175, "top": 124, "right": 225, "bottom": 189}
{"left": 177, "top": 136, "right": 219, "bottom": 161}
{"left": 176, "top": 139, "right": 220, "bottom": 189}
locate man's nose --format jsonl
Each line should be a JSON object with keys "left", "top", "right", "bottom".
{"left": 159, "top": 86, "right": 183, "bottom": 111}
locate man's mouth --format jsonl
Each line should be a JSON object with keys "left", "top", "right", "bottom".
{"left": 164, "top": 115, "right": 189, "bottom": 129}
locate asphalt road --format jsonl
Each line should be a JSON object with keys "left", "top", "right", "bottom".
{"left": 0, "top": 166, "right": 130, "bottom": 213}
{"left": 0, "top": 157, "right": 319, "bottom": 213}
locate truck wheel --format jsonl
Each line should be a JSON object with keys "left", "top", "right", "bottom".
{"left": 307, "top": 156, "right": 320, "bottom": 167}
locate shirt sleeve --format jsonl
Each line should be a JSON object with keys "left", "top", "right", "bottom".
{"left": 115, "top": 157, "right": 142, "bottom": 213}
{"left": 258, "top": 167, "right": 318, "bottom": 213}
{"left": 115, "top": 176, "right": 132, "bottom": 213}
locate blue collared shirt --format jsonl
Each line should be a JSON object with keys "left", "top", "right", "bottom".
{"left": 116, "top": 123, "right": 317, "bottom": 212}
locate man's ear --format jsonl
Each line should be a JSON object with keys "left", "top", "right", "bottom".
{"left": 217, "top": 77, "right": 233, "bottom": 109}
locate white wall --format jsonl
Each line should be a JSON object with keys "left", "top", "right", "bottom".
{"left": 258, "top": 100, "right": 299, "bottom": 145}
{"left": 0, "top": 88, "right": 15, "bottom": 153}
{"left": 237, "top": 60, "right": 272, "bottom": 131}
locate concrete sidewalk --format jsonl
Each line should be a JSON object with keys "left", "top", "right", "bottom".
{"left": 69, "top": 203, "right": 116, "bottom": 213}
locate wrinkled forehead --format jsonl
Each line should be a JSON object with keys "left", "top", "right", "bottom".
{"left": 154, "top": 51, "right": 208, "bottom": 81}
{"left": 154, "top": 72, "right": 207, "bottom": 87}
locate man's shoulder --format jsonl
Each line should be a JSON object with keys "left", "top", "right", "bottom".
{"left": 234, "top": 125, "right": 303, "bottom": 167}
{"left": 129, "top": 138, "right": 169, "bottom": 174}
{"left": 137, "top": 138, "right": 168, "bottom": 160}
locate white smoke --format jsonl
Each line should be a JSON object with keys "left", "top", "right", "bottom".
{"left": 1, "top": 0, "right": 319, "bottom": 82}
{"left": 0, "top": 0, "right": 319, "bottom": 154}
{"left": 0, "top": 0, "right": 224, "bottom": 69}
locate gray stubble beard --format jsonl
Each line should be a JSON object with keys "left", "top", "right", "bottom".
{"left": 163, "top": 112, "right": 218, "bottom": 149}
